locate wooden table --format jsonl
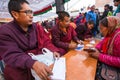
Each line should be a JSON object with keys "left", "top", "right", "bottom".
{"left": 63, "top": 39, "right": 100, "bottom": 80}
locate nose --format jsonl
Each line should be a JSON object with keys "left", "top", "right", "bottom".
{"left": 29, "top": 14, "right": 33, "bottom": 18}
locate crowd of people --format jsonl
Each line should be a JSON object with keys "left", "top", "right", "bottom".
{"left": 0, "top": 0, "right": 120, "bottom": 80}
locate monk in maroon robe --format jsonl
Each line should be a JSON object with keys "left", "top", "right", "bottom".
{"left": 0, "top": 0, "right": 60, "bottom": 80}
{"left": 51, "top": 11, "right": 82, "bottom": 56}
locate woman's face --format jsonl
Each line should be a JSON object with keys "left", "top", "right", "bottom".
{"left": 99, "top": 24, "right": 108, "bottom": 36}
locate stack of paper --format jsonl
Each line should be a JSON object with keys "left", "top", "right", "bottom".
{"left": 50, "top": 58, "right": 66, "bottom": 80}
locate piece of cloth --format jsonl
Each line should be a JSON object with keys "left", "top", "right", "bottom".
{"left": 96, "top": 16, "right": 120, "bottom": 68}
{"left": 51, "top": 24, "right": 79, "bottom": 55}
{"left": 0, "top": 20, "right": 59, "bottom": 80}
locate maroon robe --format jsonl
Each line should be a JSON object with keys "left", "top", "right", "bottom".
{"left": 0, "top": 20, "right": 59, "bottom": 80}
{"left": 51, "top": 24, "right": 79, "bottom": 55}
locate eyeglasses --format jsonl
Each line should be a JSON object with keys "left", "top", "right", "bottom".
{"left": 18, "top": 10, "right": 33, "bottom": 15}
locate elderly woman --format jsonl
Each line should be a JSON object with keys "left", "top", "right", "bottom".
{"left": 86, "top": 16, "right": 120, "bottom": 80}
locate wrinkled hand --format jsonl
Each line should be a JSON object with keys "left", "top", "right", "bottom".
{"left": 69, "top": 43, "right": 77, "bottom": 49}
{"left": 53, "top": 52, "right": 60, "bottom": 59}
{"left": 32, "top": 61, "right": 53, "bottom": 80}
{"left": 87, "top": 48, "right": 100, "bottom": 59}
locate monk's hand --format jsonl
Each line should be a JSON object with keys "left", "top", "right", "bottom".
{"left": 69, "top": 43, "right": 77, "bottom": 49}
{"left": 77, "top": 40, "right": 84, "bottom": 45}
{"left": 32, "top": 61, "right": 53, "bottom": 80}
{"left": 53, "top": 52, "right": 60, "bottom": 59}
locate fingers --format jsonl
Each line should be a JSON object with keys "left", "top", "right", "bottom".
{"left": 53, "top": 52, "right": 60, "bottom": 59}
{"left": 39, "top": 66, "right": 52, "bottom": 80}
{"left": 77, "top": 40, "right": 84, "bottom": 44}
{"left": 38, "top": 65, "right": 52, "bottom": 80}
{"left": 80, "top": 40, "right": 84, "bottom": 44}
{"left": 38, "top": 69, "right": 48, "bottom": 80}
{"left": 45, "top": 66, "right": 53, "bottom": 76}
{"left": 33, "top": 61, "right": 52, "bottom": 80}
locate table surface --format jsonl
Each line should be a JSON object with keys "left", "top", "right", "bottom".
{"left": 63, "top": 39, "right": 100, "bottom": 80}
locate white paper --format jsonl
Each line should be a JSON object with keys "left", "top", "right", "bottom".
{"left": 50, "top": 58, "right": 66, "bottom": 80}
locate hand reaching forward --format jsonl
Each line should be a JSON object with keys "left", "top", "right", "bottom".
{"left": 69, "top": 43, "right": 77, "bottom": 49}
{"left": 87, "top": 48, "right": 100, "bottom": 59}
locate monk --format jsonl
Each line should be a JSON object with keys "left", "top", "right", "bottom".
{"left": 51, "top": 11, "right": 82, "bottom": 56}
{"left": 0, "top": 0, "right": 60, "bottom": 80}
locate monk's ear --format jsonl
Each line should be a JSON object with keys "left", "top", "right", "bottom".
{"left": 11, "top": 11, "right": 19, "bottom": 19}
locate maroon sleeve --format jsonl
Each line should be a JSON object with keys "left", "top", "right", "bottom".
{"left": 0, "top": 26, "right": 36, "bottom": 69}
{"left": 37, "top": 24, "right": 59, "bottom": 52}
{"left": 51, "top": 27, "right": 69, "bottom": 49}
